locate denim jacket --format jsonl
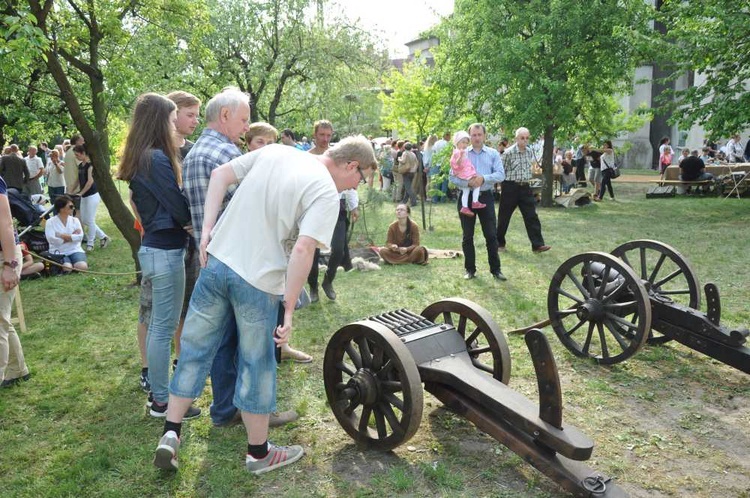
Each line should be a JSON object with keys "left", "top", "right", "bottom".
{"left": 130, "top": 149, "right": 191, "bottom": 249}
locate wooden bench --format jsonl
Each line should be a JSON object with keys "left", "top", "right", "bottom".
{"left": 657, "top": 178, "right": 714, "bottom": 194}
{"left": 12, "top": 287, "right": 26, "bottom": 333}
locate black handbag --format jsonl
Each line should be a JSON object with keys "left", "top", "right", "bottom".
{"left": 40, "top": 251, "right": 66, "bottom": 276}
{"left": 603, "top": 158, "right": 620, "bottom": 178}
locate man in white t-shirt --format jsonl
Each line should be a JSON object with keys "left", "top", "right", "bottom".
{"left": 24, "top": 146, "right": 45, "bottom": 196}
{"left": 153, "top": 136, "right": 376, "bottom": 475}
{"left": 726, "top": 134, "right": 744, "bottom": 163}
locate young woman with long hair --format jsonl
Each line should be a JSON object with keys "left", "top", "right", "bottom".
{"left": 68, "top": 144, "right": 109, "bottom": 250}
{"left": 117, "top": 93, "right": 199, "bottom": 419}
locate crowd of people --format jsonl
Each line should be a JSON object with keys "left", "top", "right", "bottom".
{"left": 1, "top": 82, "right": 747, "bottom": 480}
{"left": 376, "top": 131, "right": 749, "bottom": 208}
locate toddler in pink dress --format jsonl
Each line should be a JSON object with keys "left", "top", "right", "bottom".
{"left": 451, "top": 131, "right": 486, "bottom": 217}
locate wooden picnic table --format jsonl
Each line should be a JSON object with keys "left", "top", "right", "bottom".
{"left": 663, "top": 163, "right": 750, "bottom": 181}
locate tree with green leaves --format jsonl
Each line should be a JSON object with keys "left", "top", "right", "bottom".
{"left": 1, "top": 0, "right": 207, "bottom": 266}
{"left": 379, "top": 59, "right": 443, "bottom": 140}
{"left": 654, "top": 0, "right": 750, "bottom": 138}
{"left": 195, "top": 0, "right": 386, "bottom": 131}
{"left": 434, "top": 0, "right": 652, "bottom": 206}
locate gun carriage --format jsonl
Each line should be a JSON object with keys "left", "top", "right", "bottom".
{"left": 323, "top": 298, "right": 628, "bottom": 497}
{"left": 547, "top": 239, "right": 749, "bottom": 373}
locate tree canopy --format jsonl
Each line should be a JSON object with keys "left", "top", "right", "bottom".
{"left": 379, "top": 59, "right": 444, "bottom": 140}
{"left": 654, "top": 0, "right": 750, "bottom": 137}
{"left": 191, "top": 0, "right": 386, "bottom": 132}
{"left": 434, "top": 0, "right": 652, "bottom": 205}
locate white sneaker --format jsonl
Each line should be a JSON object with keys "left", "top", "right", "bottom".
{"left": 245, "top": 443, "right": 304, "bottom": 475}
{"left": 153, "top": 430, "right": 180, "bottom": 471}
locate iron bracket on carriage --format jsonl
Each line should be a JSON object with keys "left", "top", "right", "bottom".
{"left": 323, "top": 298, "right": 628, "bottom": 497}
{"left": 547, "top": 239, "right": 749, "bottom": 374}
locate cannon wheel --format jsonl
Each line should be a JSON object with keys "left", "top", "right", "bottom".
{"left": 548, "top": 252, "right": 652, "bottom": 365}
{"left": 323, "top": 321, "right": 423, "bottom": 451}
{"left": 611, "top": 239, "right": 700, "bottom": 345}
{"left": 420, "top": 298, "right": 511, "bottom": 384}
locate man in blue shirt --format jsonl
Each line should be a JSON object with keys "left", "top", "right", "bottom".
{"left": 449, "top": 124, "right": 506, "bottom": 281}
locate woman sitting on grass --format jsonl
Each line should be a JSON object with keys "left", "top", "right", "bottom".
{"left": 44, "top": 195, "right": 88, "bottom": 273}
{"left": 379, "top": 204, "right": 428, "bottom": 265}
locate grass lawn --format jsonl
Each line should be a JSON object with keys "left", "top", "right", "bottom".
{"left": 1, "top": 178, "right": 749, "bottom": 497}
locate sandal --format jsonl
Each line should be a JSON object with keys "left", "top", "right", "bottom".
{"left": 280, "top": 347, "right": 313, "bottom": 363}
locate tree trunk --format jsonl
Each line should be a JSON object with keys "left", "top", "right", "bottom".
{"left": 541, "top": 125, "right": 555, "bottom": 207}
{"left": 40, "top": 49, "right": 141, "bottom": 270}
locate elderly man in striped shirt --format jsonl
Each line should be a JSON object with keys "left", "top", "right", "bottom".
{"left": 448, "top": 123, "right": 506, "bottom": 281}
{"left": 497, "top": 127, "right": 550, "bottom": 254}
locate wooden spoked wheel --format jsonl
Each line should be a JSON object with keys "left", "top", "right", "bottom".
{"left": 421, "top": 297, "right": 511, "bottom": 384}
{"left": 548, "top": 252, "right": 652, "bottom": 365}
{"left": 323, "top": 321, "right": 423, "bottom": 451}
{"left": 611, "top": 239, "right": 700, "bottom": 344}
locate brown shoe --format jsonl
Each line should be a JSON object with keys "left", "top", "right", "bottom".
{"left": 213, "top": 409, "right": 243, "bottom": 428}
{"left": 533, "top": 245, "right": 551, "bottom": 253}
{"left": 269, "top": 410, "right": 299, "bottom": 428}
{"left": 280, "top": 347, "right": 313, "bottom": 363}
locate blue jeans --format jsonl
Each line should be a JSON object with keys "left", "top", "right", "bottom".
{"left": 209, "top": 314, "right": 238, "bottom": 425}
{"left": 63, "top": 252, "right": 87, "bottom": 265}
{"left": 170, "top": 257, "right": 280, "bottom": 414}
{"left": 48, "top": 186, "right": 65, "bottom": 206}
{"left": 139, "top": 246, "right": 186, "bottom": 404}
{"left": 185, "top": 251, "right": 238, "bottom": 425}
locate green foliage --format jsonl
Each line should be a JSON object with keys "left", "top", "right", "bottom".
{"left": 433, "top": 0, "right": 653, "bottom": 205}
{"left": 654, "top": 1, "right": 750, "bottom": 137}
{"left": 436, "top": 0, "right": 651, "bottom": 134}
{"left": 193, "top": 0, "right": 387, "bottom": 134}
{"left": 379, "top": 58, "right": 443, "bottom": 139}
{"left": 426, "top": 142, "right": 453, "bottom": 199}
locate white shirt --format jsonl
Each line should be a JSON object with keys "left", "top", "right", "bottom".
{"left": 208, "top": 144, "right": 340, "bottom": 295}
{"left": 432, "top": 139, "right": 449, "bottom": 156}
{"left": 45, "top": 215, "right": 84, "bottom": 255}
{"left": 25, "top": 156, "right": 44, "bottom": 179}
{"left": 46, "top": 159, "right": 66, "bottom": 188}
{"left": 341, "top": 189, "right": 358, "bottom": 211}
{"left": 727, "top": 138, "right": 744, "bottom": 163}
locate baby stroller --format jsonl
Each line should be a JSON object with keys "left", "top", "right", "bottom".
{"left": 8, "top": 188, "right": 53, "bottom": 254}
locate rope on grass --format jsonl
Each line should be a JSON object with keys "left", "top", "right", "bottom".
{"left": 28, "top": 249, "right": 141, "bottom": 276}
{"left": 505, "top": 305, "right": 577, "bottom": 334}
{"left": 506, "top": 317, "right": 552, "bottom": 335}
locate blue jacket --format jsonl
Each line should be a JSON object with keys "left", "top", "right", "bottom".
{"left": 130, "top": 149, "right": 190, "bottom": 250}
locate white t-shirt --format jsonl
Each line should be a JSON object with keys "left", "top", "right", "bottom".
{"left": 46, "top": 159, "right": 66, "bottom": 188}
{"left": 25, "top": 156, "right": 44, "bottom": 178}
{"left": 208, "top": 144, "right": 340, "bottom": 295}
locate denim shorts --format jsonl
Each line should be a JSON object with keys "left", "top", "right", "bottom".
{"left": 63, "top": 252, "right": 87, "bottom": 265}
{"left": 169, "top": 256, "right": 281, "bottom": 414}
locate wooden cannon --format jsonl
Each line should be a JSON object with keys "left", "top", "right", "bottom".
{"left": 323, "top": 298, "right": 628, "bottom": 497}
{"left": 547, "top": 239, "right": 749, "bottom": 373}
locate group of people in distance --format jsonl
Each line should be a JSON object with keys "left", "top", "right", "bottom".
{"left": 0, "top": 138, "right": 115, "bottom": 388}
{"left": 660, "top": 134, "right": 749, "bottom": 171}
